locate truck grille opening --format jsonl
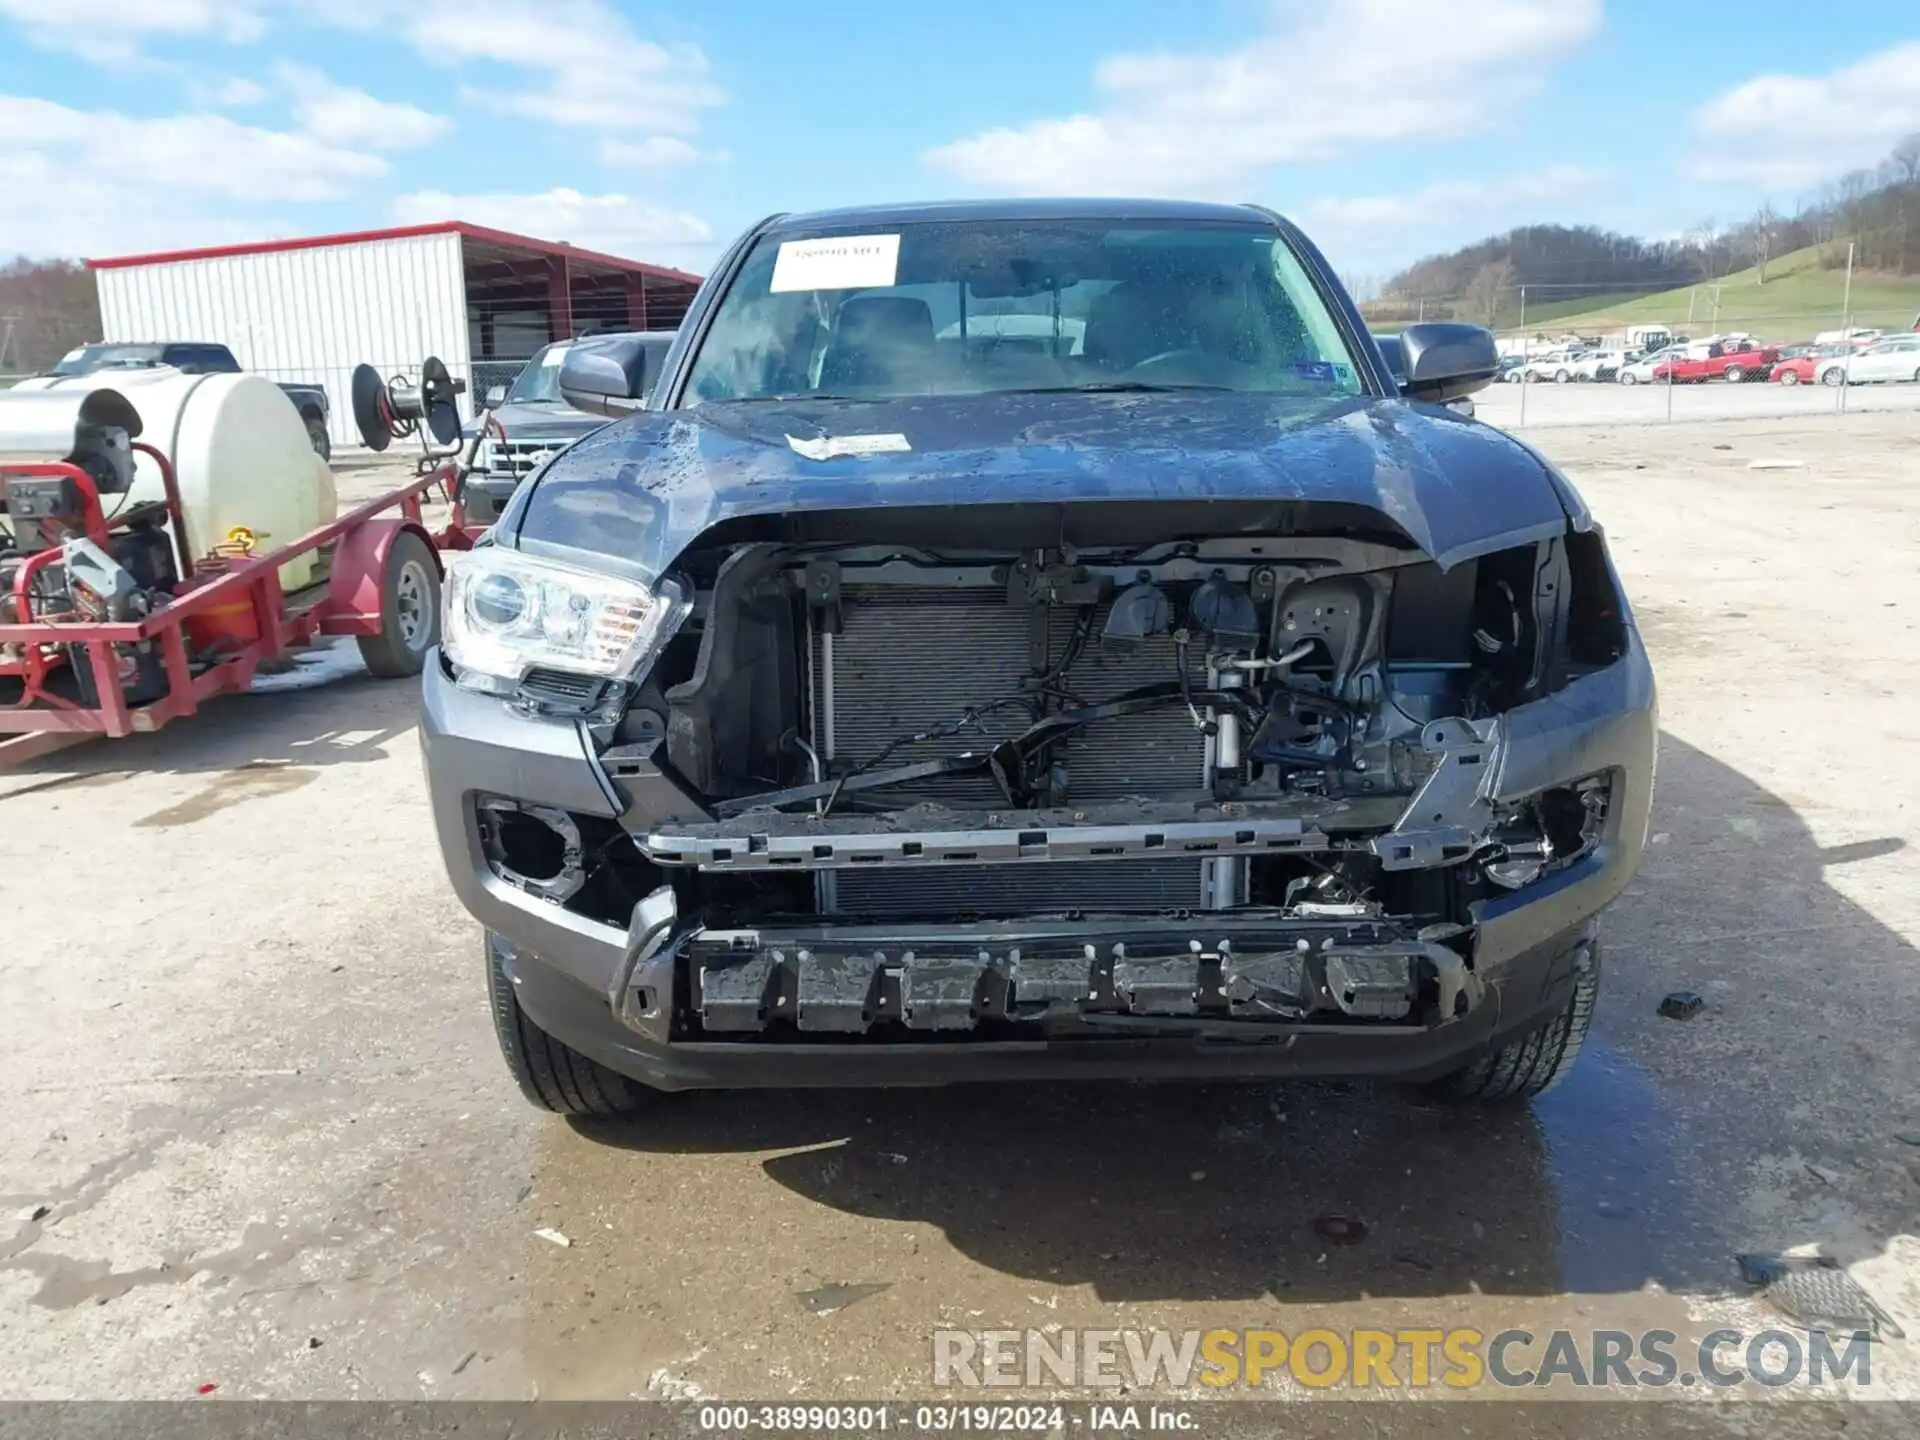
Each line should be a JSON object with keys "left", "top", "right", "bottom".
{"left": 809, "top": 584, "right": 1209, "bottom": 915}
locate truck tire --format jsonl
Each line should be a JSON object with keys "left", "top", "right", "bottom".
{"left": 1554, "top": 369, "right": 1570, "bottom": 384}
{"left": 357, "top": 529, "right": 440, "bottom": 678}
{"left": 305, "top": 416, "right": 332, "bottom": 461}
{"left": 485, "top": 930, "right": 649, "bottom": 1117}
{"left": 1724, "top": 365, "right": 1745, "bottom": 384}
{"left": 1425, "top": 947, "right": 1598, "bottom": 1104}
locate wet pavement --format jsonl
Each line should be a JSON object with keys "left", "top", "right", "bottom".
{"left": 2, "top": 413, "right": 1919, "bottom": 1427}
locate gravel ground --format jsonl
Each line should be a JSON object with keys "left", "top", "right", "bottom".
{"left": 2, "top": 406, "right": 1918, "bottom": 1430}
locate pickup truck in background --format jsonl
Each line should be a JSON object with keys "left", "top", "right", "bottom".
{"left": 47, "top": 342, "right": 333, "bottom": 458}
{"left": 1651, "top": 340, "right": 1780, "bottom": 384}
{"left": 462, "top": 330, "right": 678, "bottom": 525}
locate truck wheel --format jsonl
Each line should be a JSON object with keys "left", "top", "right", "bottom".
{"left": 486, "top": 930, "right": 649, "bottom": 1117}
{"left": 357, "top": 530, "right": 441, "bottom": 678}
{"left": 1724, "top": 365, "right": 1745, "bottom": 384}
{"left": 305, "top": 416, "right": 332, "bottom": 461}
{"left": 1554, "top": 369, "right": 1570, "bottom": 384}
{"left": 1425, "top": 947, "right": 1598, "bottom": 1104}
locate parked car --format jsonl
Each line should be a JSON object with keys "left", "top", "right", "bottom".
{"left": 1816, "top": 333, "right": 1920, "bottom": 386}
{"left": 1651, "top": 340, "right": 1780, "bottom": 384}
{"left": 1767, "top": 344, "right": 1847, "bottom": 386}
{"left": 1523, "top": 350, "right": 1587, "bottom": 383}
{"left": 462, "top": 331, "right": 678, "bottom": 524}
{"left": 45, "top": 341, "right": 333, "bottom": 458}
{"left": 1573, "top": 349, "right": 1627, "bottom": 382}
{"left": 424, "top": 197, "right": 1655, "bottom": 1116}
{"left": 1616, "top": 346, "right": 1687, "bottom": 384}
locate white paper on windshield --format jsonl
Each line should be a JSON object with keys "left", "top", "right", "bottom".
{"left": 770, "top": 234, "right": 900, "bottom": 293}
{"left": 787, "top": 432, "right": 912, "bottom": 461}
{"left": 540, "top": 344, "right": 572, "bottom": 367}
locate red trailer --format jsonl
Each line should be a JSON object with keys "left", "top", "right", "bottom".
{"left": 0, "top": 362, "right": 489, "bottom": 767}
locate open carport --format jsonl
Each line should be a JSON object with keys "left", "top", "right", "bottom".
{"left": 88, "top": 223, "right": 703, "bottom": 448}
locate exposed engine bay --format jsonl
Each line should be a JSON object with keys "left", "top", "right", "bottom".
{"left": 472, "top": 514, "right": 1626, "bottom": 1038}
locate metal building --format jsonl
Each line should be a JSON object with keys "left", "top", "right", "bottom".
{"left": 86, "top": 222, "right": 703, "bottom": 448}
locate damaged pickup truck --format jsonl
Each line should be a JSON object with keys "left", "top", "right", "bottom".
{"left": 421, "top": 199, "right": 1656, "bottom": 1116}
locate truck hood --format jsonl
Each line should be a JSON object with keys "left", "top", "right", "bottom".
{"left": 466, "top": 402, "right": 612, "bottom": 447}
{"left": 509, "top": 390, "right": 1574, "bottom": 581}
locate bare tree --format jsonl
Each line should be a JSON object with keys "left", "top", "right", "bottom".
{"left": 1742, "top": 203, "right": 1780, "bottom": 283}
{"left": 1457, "top": 259, "right": 1515, "bottom": 327}
{"left": 1894, "top": 133, "right": 1920, "bottom": 186}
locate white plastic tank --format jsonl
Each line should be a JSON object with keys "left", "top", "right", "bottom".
{"left": 19, "top": 369, "right": 338, "bottom": 590}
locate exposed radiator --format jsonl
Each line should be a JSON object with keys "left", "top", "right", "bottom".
{"left": 811, "top": 584, "right": 1209, "bottom": 916}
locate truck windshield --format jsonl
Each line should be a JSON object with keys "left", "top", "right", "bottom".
{"left": 682, "top": 219, "right": 1366, "bottom": 405}
{"left": 506, "top": 344, "right": 572, "bottom": 403}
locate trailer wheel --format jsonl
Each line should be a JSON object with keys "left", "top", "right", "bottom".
{"left": 305, "top": 416, "right": 332, "bottom": 462}
{"left": 486, "top": 930, "right": 650, "bottom": 1117}
{"left": 358, "top": 530, "right": 440, "bottom": 678}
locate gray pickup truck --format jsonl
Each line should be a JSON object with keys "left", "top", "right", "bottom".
{"left": 462, "top": 332, "right": 678, "bottom": 525}
{"left": 48, "top": 342, "right": 333, "bottom": 459}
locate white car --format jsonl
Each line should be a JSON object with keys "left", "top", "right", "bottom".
{"left": 1524, "top": 351, "right": 1588, "bottom": 383}
{"left": 1818, "top": 334, "right": 1920, "bottom": 386}
{"left": 1616, "top": 346, "right": 1686, "bottom": 384}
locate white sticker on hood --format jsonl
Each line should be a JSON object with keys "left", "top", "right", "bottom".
{"left": 770, "top": 234, "right": 900, "bottom": 293}
{"left": 786, "top": 432, "right": 912, "bottom": 461}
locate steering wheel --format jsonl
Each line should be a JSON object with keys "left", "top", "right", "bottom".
{"left": 1124, "top": 347, "right": 1255, "bottom": 389}
{"left": 1127, "top": 347, "right": 1211, "bottom": 375}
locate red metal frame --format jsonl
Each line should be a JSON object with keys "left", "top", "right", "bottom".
{"left": 0, "top": 447, "right": 481, "bottom": 765}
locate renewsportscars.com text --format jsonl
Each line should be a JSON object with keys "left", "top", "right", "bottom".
{"left": 932, "top": 1327, "right": 1873, "bottom": 1391}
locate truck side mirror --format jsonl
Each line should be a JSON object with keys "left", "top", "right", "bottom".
{"left": 558, "top": 337, "right": 651, "bottom": 418}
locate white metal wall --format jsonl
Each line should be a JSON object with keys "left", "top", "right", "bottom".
{"left": 94, "top": 231, "right": 471, "bottom": 448}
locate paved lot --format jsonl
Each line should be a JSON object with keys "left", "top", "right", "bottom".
{"left": 3, "top": 407, "right": 1920, "bottom": 1426}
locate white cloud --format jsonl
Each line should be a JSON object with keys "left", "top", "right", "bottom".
{"left": 392, "top": 188, "right": 712, "bottom": 260}
{"left": 0, "top": 0, "right": 264, "bottom": 65}
{"left": 925, "top": 0, "right": 1600, "bottom": 196}
{"left": 410, "top": 0, "right": 721, "bottom": 133}
{"left": 1686, "top": 42, "right": 1920, "bottom": 191}
{"left": 599, "top": 136, "right": 706, "bottom": 170}
{"left": 0, "top": 93, "right": 386, "bottom": 257}
{"left": 214, "top": 77, "right": 268, "bottom": 106}
{"left": 1298, "top": 166, "right": 1607, "bottom": 276}
{"left": 275, "top": 63, "right": 450, "bottom": 150}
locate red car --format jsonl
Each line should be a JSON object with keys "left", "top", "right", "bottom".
{"left": 1769, "top": 345, "right": 1845, "bottom": 385}
{"left": 1652, "top": 341, "right": 1780, "bottom": 384}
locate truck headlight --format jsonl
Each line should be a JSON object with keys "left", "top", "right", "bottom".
{"left": 443, "top": 549, "right": 688, "bottom": 694}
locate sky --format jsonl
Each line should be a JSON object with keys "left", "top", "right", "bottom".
{"left": 2, "top": 0, "right": 1917, "bottom": 285}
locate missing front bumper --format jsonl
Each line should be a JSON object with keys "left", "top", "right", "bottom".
{"left": 613, "top": 898, "right": 1482, "bottom": 1043}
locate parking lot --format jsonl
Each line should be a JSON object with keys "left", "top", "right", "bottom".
{"left": 2, "top": 398, "right": 1919, "bottom": 1421}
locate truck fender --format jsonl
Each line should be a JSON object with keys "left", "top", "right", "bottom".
{"left": 326, "top": 518, "right": 441, "bottom": 628}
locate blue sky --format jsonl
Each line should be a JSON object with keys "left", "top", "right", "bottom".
{"left": 3, "top": 0, "right": 1917, "bottom": 285}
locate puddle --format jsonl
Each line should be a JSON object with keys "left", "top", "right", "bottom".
{"left": 247, "top": 639, "right": 368, "bottom": 695}
{"left": 133, "top": 762, "right": 317, "bottom": 828}
{"left": 9, "top": 1220, "right": 327, "bottom": 1310}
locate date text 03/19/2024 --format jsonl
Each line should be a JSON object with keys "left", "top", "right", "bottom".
{"left": 695, "top": 1404, "right": 1197, "bottom": 1431}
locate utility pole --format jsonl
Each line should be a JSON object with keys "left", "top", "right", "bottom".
{"left": 1840, "top": 240, "right": 1856, "bottom": 415}
{"left": 1517, "top": 286, "right": 1528, "bottom": 428}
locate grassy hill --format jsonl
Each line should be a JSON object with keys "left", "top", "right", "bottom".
{"left": 1534, "top": 243, "right": 1920, "bottom": 340}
